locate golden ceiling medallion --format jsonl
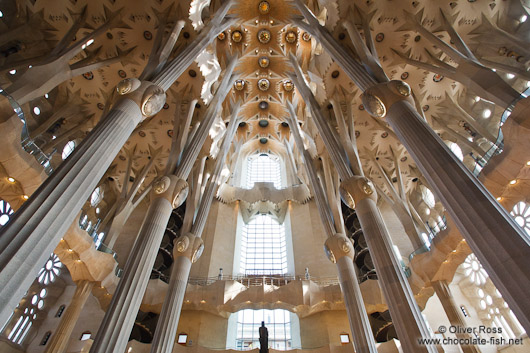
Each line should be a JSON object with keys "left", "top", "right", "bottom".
{"left": 258, "top": 56, "right": 270, "bottom": 68}
{"left": 258, "top": 1, "right": 270, "bottom": 14}
{"left": 234, "top": 79, "right": 245, "bottom": 91}
{"left": 302, "top": 32, "right": 311, "bottom": 42}
{"left": 231, "top": 30, "right": 243, "bottom": 43}
{"left": 258, "top": 79, "right": 270, "bottom": 91}
{"left": 258, "top": 29, "right": 271, "bottom": 44}
{"left": 285, "top": 31, "right": 297, "bottom": 43}
{"left": 283, "top": 80, "right": 294, "bottom": 91}
{"left": 217, "top": 32, "right": 226, "bottom": 41}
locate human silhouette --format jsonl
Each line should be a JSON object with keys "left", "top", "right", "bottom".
{"left": 259, "top": 321, "right": 268, "bottom": 353}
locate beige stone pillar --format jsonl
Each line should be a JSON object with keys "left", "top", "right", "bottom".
{"left": 343, "top": 177, "right": 437, "bottom": 353}
{"left": 45, "top": 280, "right": 95, "bottom": 353}
{"left": 361, "top": 79, "right": 530, "bottom": 333}
{"left": 432, "top": 281, "right": 479, "bottom": 353}
{"left": 90, "top": 178, "right": 187, "bottom": 353}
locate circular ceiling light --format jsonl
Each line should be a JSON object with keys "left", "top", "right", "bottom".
{"left": 302, "top": 32, "right": 311, "bottom": 42}
{"left": 258, "top": 29, "right": 271, "bottom": 44}
{"left": 258, "top": 1, "right": 270, "bottom": 14}
{"left": 258, "top": 79, "right": 270, "bottom": 91}
{"left": 259, "top": 101, "right": 269, "bottom": 109}
{"left": 231, "top": 30, "right": 243, "bottom": 43}
{"left": 217, "top": 32, "right": 226, "bottom": 41}
{"left": 285, "top": 31, "right": 297, "bottom": 43}
{"left": 234, "top": 80, "right": 245, "bottom": 91}
{"left": 259, "top": 120, "right": 269, "bottom": 127}
{"left": 259, "top": 137, "right": 268, "bottom": 144}
{"left": 258, "top": 56, "right": 270, "bottom": 68}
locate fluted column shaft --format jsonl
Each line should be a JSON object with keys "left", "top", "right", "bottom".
{"left": 386, "top": 100, "right": 530, "bottom": 333}
{"left": 286, "top": 106, "right": 377, "bottom": 353}
{"left": 149, "top": 256, "right": 192, "bottom": 353}
{"left": 289, "top": 64, "right": 435, "bottom": 352}
{"left": 90, "top": 197, "right": 174, "bottom": 353}
{"left": 0, "top": 98, "right": 142, "bottom": 324}
{"left": 150, "top": 109, "right": 240, "bottom": 353}
{"left": 45, "top": 280, "right": 95, "bottom": 353}
{"left": 336, "top": 257, "right": 378, "bottom": 353}
{"left": 432, "top": 281, "right": 479, "bottom": 353}
{"left": 356, "top": 198, "right": 436, "bottom": 352}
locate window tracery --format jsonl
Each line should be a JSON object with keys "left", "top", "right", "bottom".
{"left": 0, "top": 199, "right": 14, "bottom": 226}
{"left": 38, "top": 254, "right": 62, "bottom": 285}
{"left": 510, "top": 201, "right": 530, "bottom": 236}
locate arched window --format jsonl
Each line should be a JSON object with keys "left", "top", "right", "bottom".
{"left": 240, "top": 215, "right": 287, "bottom": 276}
{"left": 0, "top": 199, "right": 14, "bottom": 226}
{"left": 246, "top": 154, "right": 282, "bottom": 189}
{"left": 62, "top": 140, "right": 76, "bottom": 160}
{"left": 90, "top": 187, "right": 103, "bottom": 207}
{"left": 510, "top": 201, "right": 530, "bottom": 236}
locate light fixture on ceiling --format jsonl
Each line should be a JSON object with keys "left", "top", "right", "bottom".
{"left": 482, "top": 109, "right": 492, "bottom": 118}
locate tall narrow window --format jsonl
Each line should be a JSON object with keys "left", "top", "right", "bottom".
{"left": 240, "top": 214, "right": 287, "bottom": 276}
{"left": 246, "top": 154, "right": 281, "bottom": 189}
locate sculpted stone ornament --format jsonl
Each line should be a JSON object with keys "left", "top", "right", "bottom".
{"left": 175, "top": 234, "right": 190, "bottom": 253}
{"left": 362, "top": 80, "right": 415, "bottom": 119}
{"left": 393, "top": 80, "right": 411, "bottom": 97}
{"left": 324, "top": 233, "right": 354, "bottom": 263}
{"left": 191, "top": 237, "right": 205, "bottom": 263}
{"left": 141, "top": 85, "right": 166, "bottom": 117}
{"left": 116, "top": 78, "right": 141, "bottom": 95}
{"left": 153, "top": 176, "right": 171, "bottom": 194}
{"left": 172, "top": 179, "right": 189, "bottom": 208}
{"left": 340, "top": 176, "right": 377, "bottom": 209}
{"left": 361, "top": 92, "right": 386, "bottom": 118}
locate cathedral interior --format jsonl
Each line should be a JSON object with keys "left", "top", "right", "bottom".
{"left": 0, "top": 0, "right": 529, "bottom": 352}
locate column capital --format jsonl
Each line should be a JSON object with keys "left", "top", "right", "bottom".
{"left": 324, "top": 233, "right": 354, "bottom": 263}
{"left": 116, "top": 78, "right": 166, "bottom": 118}
{"left": 173, "top": 232, "right": 204, "bottom": 263}
{"left": 340, "top": 175, "right": 377, "bottom": 209}
{"left": 152, "top": 175, "right": 189, "bottom": 209}
{"left": 362, "top": 80, "right": 414, "bottom": 119}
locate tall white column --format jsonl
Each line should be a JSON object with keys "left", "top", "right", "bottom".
{"left": 45, "top": 280, "right": 95, "bottom": 353}
{"left": 286, "top": 107, "right": 378, "bottom": 353}
{"left": 0, "top": 97, "right": 143, "bottom": 325}
{"left": 89, "top": 193, "right": 177, "bottom": 353}
{"left": 149, "top": 108, "right": 241, "bottom": 353}
{"left": 289, "top": 68, "right": 436, "bottom": 352}
{"left": 366, "top": 81, "right": 530, "bottom": 333}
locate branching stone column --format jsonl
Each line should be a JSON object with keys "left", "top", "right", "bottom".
{"left": 0, "top": 95, "right": 143, "bottom": 325}
{"left": 286, "top": 105, "right": 377, "bottom": 353}
{"left": 45, "top": 280, "right": 96, "bottom": 353}
{"left": 342, "top": 177, "right": 436, "bottom": 352}
{"left": 0, "top": 5, "right": 234, "bottom": 325}
{"left": 289, "top": 61, "right": 435, "bottom": 352}
{"left": 149, "top": 106, "right": 241, "bottom": 353}
{"left": 432, "top": 281, "right": 479, "bottom": 353}
{"left": 362, "top": 79, "right": 530, "bottom": 333}
{"left": 90, "top": 58, "right": 237, "bottom": 353}
{"left": 89, "top": 176, "right": 188, "bottom": 353}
